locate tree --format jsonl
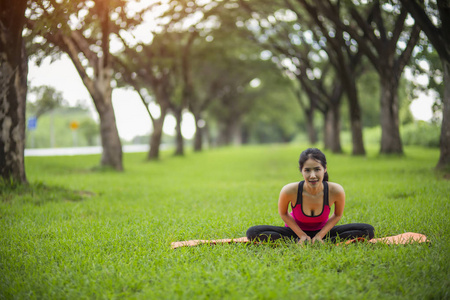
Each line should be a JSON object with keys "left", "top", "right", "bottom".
{"left": 293, "top": 87, "right": 318, "bottom": 144}
{"left": 287, "top": 48, "right": 344, "bottom": 152}
{"left": 316, "top": 0, "right": 421, "bottom": 154}
{"left": 114, "top": 31, "right": 183, "bottom": 160}
{"left": 206, "top": 61, "right": 258, "bottom": 146}
{"left": 292, "top": 0, "right": 367, "bottom": 155}
{"left": 27, "top": 85, "right": 65, "bottom": 148}
{"left": 28, "top": 85, "right": 64, "bottom": 119}
{"left": 244, "top": 72, "right": 303, "bottom": 144}
{"left": 235, "top": 0, "right": 319, "bottom": 145}
{"left": 158, "top": 0, "right": 254, "bottom": 152}
{"left": 79, "top": 118, "right": 99, "bottom": 146}
{"left": 400, "top": 0, "right": 450, "bottom": 169}
{"left": 184, "top": 38, "right": 223, "bottom": 151}
{"left": 183, "top": 9, "right": 268, "bottom": 149}
{"left": 25, "top": 104, "right": 97, "bottom": 148}
{"left": 0, "top": 0, "right": 28, "bottom": 184}
{"left": 25, "top": 0, "right": 139, "bottom": 170}
{"left": 239, "top": 3, "right": 345, "bottom": 152}
{"left": 195, "top": 12, "right": 277, "bottom": 146}
{"left": 170, "top": 31, "right": 197, "bottom": 156}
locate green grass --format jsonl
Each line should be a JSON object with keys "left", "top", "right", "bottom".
{"left": 1, "top": 144, "right": 449, "bottom": 299}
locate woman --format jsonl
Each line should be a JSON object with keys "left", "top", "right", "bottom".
{"left": 246, "top": 148, "right": 374, "bottom": 244}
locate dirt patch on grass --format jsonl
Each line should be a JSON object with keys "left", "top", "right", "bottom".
{"left": 1, "top": 182, "right": 95, "bottom": 205}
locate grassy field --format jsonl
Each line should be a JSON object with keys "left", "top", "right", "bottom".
{"left": 1, "top": 144, "right": 449, "bottom": 299}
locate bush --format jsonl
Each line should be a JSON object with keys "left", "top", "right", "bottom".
{"left": 363, "top": 126, "right": 382, "bottom": 145}
{"left": 401, "top": 121, "right": 440, "bottom": 148}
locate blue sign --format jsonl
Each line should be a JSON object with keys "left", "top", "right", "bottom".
{"left": 28, "top": 117, "right": 37, "bottom": 130}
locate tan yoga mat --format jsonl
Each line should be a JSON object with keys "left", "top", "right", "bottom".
{"left": 171, "top": 232, "right": 430, "bottom": 249}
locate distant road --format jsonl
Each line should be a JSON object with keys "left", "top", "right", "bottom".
{"left": 24, "top": 144, "right": 156, "bottom": 157}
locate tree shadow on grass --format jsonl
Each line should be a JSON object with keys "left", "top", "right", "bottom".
{"left": 0, "top": 180, "right": 95, "bottom": 206}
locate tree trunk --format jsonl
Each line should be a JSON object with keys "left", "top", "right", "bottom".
{"left": 324, "top": 104, "right": 342, "bottom": 153}
{"left": 379, "top": 73, "right": 403, "bottom": 154}
{"left": 231, "top": 118, "right": 242, "bottom": 146}
{"left": 217, "top": 124, "right": 229, "bottom": 146}
{"left": 436, "top": 58, "right": 450, "bottom": 169}
{"left": 205, "top": 123, "right": 213, "bottom": 148}
{"left": 241, "top": 123, "right": 250, "bottom": 145}
{"left": 397, "top": 0, "right": 449, "bottom": 169}
{"left": 148, "top": 110, "right": 167, "bottom": 160}
{"left": 88, "top": 76, "right": 123, "bottom": 170}
{"left": 193, "top": 113, "right": 203, "bottom": 152}
{"left": 173, "top": 109, "right": 184, "bottom": 156}
{"left": 88, "top": 93, "right": 123, "bottom": 170}
{"left": 217, "top": 117, "right": 242, "bottom": 146}
{"left": 304, "top": 109, "right": 317, "bottom": 145}
{"left": 0, "top": 0, "right": 28, "bottom": 184}
{"left": 0, "top": 49, "right": 28, "bottom": 184}
{"left": 56, "top": 39, "right": 124, "bottom": 170}
{"left": 346, "top": 75, "right": 366, "bottom": 155}
{"left": 97, "top": 99, "right": 123, "bottom": 170}
{"left": 332, "top": 104, "right": 342, "bottom": 153}
{"left": 323, "top": 110, "right": 332, "bottom": 150}
{"left": 348, "top": 103, "right": 366, "bottom": 155}
{"left": 33, "top": 0, "right": 125, "bottom": 171}
{"left": 148, "top": 119, "right": 164, "bottom": 160}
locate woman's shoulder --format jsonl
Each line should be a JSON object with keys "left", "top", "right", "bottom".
{"left": 280, "top": 182, "right": 300, "bottom": 195}
{"left": 327, "top": 181, "right": 345, "bottom": 195}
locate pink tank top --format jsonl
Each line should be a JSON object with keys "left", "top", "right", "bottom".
{"left": 286, "top": 181, "right": 330, "bottom": 231}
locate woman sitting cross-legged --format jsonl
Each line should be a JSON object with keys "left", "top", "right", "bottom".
{"left": 246, "top": 148, "right": 375, "bottom": 245}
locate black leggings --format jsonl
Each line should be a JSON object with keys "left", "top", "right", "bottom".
{"left": 246, "top": 223, "right": 375, "bottom": 243}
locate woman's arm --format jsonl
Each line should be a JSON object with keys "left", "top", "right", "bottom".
{"left": 312, "top": 183, "right": 345, "bottom": 244}
{"left": 278, "top": 184, "right": 311, "bottom": 244}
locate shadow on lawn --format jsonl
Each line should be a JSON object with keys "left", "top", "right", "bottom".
{"left": 0, "top": 181, "right": 95, "bottom": 206}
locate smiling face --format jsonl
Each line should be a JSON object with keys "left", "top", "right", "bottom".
{"left": 301, "top": 158, "right": 327, "bottom": 188}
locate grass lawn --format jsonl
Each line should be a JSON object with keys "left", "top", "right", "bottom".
{"left": 1, "top": 144, "right": 449, "bottom": 299}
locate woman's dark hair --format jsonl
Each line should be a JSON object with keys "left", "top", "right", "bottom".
{"left": 299, "top": 148, "right": 329, "bottom": 181}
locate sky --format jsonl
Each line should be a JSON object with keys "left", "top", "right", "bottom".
{"left": 27, "top": 54, "right": 435, "bottom": 143}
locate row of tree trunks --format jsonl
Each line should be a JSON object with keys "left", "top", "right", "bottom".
{"left": 0, "top": 0, "right": 28, "bottom": 184}
{"left": 217, "top": 117, "right": 243, "bottom": 146}
{"left": 313, "top": 0, "right": 420, "bottom": 155}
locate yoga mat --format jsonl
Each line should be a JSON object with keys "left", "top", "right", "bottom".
{"left": 171, "top": 232, "right": 429, "bottom": 249}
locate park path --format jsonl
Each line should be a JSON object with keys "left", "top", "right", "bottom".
{"left": 24, "top": 144, "right": 160, "bottom": 157}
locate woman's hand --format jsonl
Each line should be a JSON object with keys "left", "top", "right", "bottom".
{"left": 312, "top": 236, "right": 324, "bottom": 244}
{"left": 297, "top": 235, "right": 312, "bottom": 245}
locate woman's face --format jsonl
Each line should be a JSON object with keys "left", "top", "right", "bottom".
{"left": 301, "top": 158, "right": 326, "bottom": 188}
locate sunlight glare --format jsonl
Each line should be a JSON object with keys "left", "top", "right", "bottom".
{"left": 250, "top": 78, "right": 261, "bottom": 88}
